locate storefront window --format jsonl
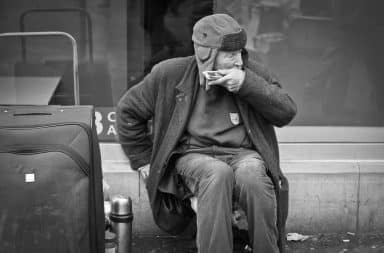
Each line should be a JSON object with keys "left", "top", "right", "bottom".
{"left": 127, "top": 0, "right": 212, "bottom": 86}
{"left": 216, "top": 0, "right": 384, "bottom": 126}
{"left": 0, "top": 0, "right": 124, "bottom": 108}
{"left": 1, "top": 0, "right": 383, "bottom": 143}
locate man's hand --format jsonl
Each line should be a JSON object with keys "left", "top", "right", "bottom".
{"left": 138, "top": 164, "right": 150, "bottom": 182}
{"left": 207, "top": 68, "right": 245, "bottom": 93}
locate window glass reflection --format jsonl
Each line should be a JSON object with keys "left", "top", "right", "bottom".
{"left": 1, "top": 0, "right": 383, "bottom": 126}
{"left": 216, "top": 0, "right": 384, "bottom": 126}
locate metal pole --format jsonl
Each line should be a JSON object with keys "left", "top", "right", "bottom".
{"left": 0, "top": 31, "right": 80, "bottom": 105}
{"left": 19, "top": 8, "right": 94, "bottom": 63}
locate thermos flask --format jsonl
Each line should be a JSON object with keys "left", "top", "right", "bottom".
{"left": 110, "top": 195, "right": 133, "bottom": 253}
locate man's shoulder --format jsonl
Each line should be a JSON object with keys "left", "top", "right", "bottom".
{"left": 246, "top": 59, "right": 266, "bottom": 72}
{"left": 153, "top": 56, "right": 195, "bottom": 76}
{"left": 245, "top": 59, "right": 276, "bottom": 82}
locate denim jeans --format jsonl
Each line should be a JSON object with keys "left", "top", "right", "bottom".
{"left": 175, "top": 147, "right": 278, "bottom": 253}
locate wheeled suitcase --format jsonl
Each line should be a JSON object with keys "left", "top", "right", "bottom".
{"left": 0, "top": 32, "right": 104, "bottom": 253}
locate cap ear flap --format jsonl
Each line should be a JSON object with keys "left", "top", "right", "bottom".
{"left": 195, "top": 46, "right": 212, "bottom": 62}
{"left": 241, "top": 48, "right": 249, "bottom": 66}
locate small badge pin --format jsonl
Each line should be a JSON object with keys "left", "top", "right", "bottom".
{"left": 229, "top": 113, "right": 240, "bottom": 125}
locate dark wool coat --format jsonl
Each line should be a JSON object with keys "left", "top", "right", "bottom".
{"left": 116, "top": 56, "right": 297, "bottom": 251}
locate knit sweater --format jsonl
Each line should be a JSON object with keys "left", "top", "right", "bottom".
{"left": 181, "top": 83, "right": 252, "bottom": 149}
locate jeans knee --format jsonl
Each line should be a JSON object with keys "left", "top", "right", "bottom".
{"left": 212, "top": 163, "right": 233, "bottom": 180}
{"left": 205, "top": 164, "right": 233, "bottom": 189}
{"left": 237, "top": 159, "right": 268, "bottom": 183}
{"left": 236, "top": 158, "right": 266, "bottom": 177}
{"left": 235, "top": 159, "right": 275, "bottom": 200}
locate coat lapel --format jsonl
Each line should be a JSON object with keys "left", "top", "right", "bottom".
{"left": 148, "top": 59, "right": 198, "bottom": 196}
{"left": 168, "top": 58, "right": 198, "bottom": 141}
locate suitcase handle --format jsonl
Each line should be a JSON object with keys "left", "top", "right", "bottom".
{"left": 19, "top": 8, "right": 94, "bottom": 63}
{"left": 0, "top": 32, "right": 80, "bottom": 105}
{"left": 14, "top": 112, "right": 53, "bottom": 116}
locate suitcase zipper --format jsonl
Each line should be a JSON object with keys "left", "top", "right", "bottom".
{"left": 0, "top": 122, "right": 93, "bottom": 145}
{"left": 0, "top": 144, "right": 89, "bottom": 176}
{"left": 0, "top": 121, "right": 93, "bottom": 163}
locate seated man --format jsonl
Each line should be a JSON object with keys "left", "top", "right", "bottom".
{"left": 116, "top": 13, "right": 297, "bottom": 253}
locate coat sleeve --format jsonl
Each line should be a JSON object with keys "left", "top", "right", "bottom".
{"left": 116, "top": 66, "right": 160, "bottom": 170}
{"left": 237, "top": 61, "right": 297, "bottom": 127}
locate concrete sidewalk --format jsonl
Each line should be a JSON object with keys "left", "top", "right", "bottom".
{"left": 130, "top": 232, "right": 384, "bottom": 253}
